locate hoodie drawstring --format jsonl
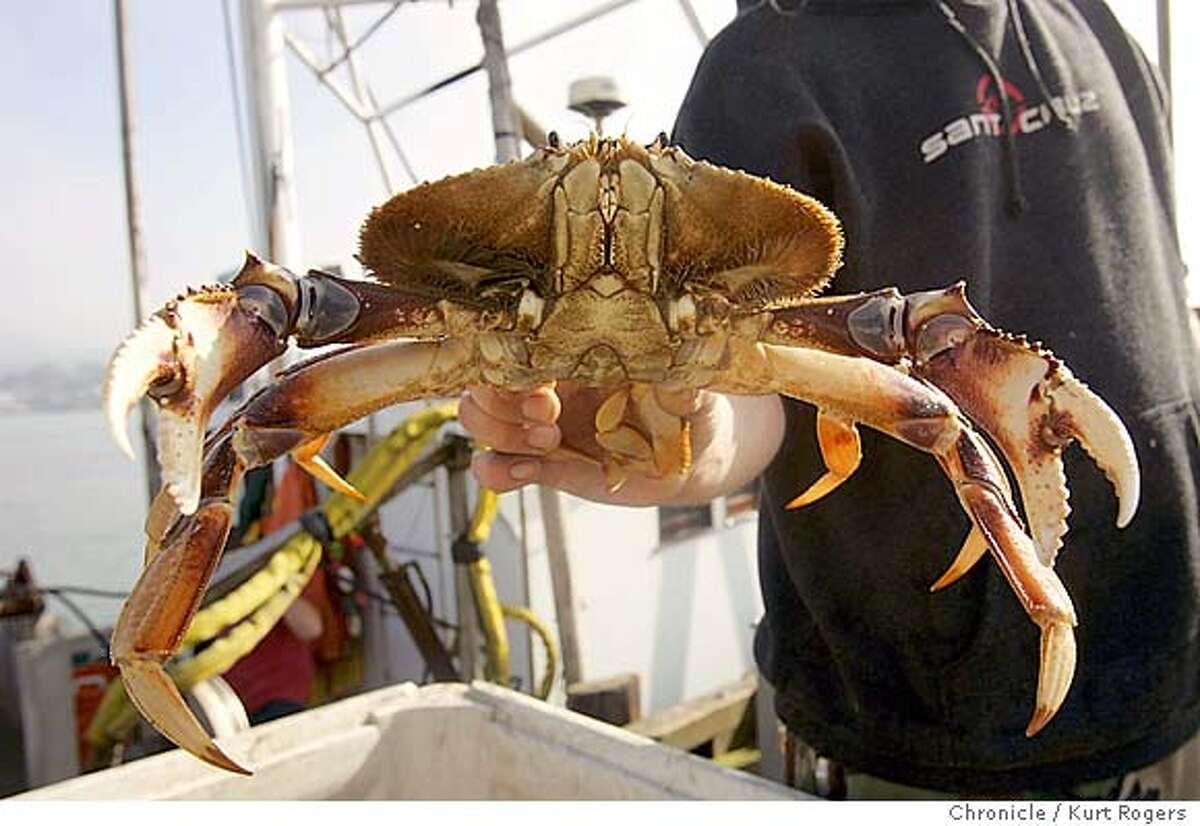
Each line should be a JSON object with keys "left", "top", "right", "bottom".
{"left": 930, "top": 0, "right": 1075, "bottom": 217}
{"left": 1008, "top": 0, "right": 1080, "bottom": 133}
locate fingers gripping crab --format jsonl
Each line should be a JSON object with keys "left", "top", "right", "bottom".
{"left": 105, "top": 133, "right": 1139, "bottom": 773}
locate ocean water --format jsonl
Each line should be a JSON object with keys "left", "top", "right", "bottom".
{"left": 0, "top": 410, "right": 147, "bottom": 633}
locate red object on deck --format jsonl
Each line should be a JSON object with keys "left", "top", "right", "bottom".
{"left": 73, "top": 661, "right": 120, "bottom": 766}
{"left": 222, "top": 618, "right": 317, "bottom": 715}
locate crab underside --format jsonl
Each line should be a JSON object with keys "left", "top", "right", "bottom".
{"left": 103, "top": 134, "right": 1139, "bottom": 774}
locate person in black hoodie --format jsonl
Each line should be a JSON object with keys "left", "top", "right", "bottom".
{"left": 464, "top": 0, "right": 1200, "bottom": 798}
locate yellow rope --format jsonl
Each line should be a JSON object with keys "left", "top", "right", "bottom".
{"left": 501, "top": 603, "right": 559, "bottom": 701}
{"left": 468, "top": 488, "right": 500, "bottom": 544}
{"left": 468, "top": 557, "right": 511, "bottom": 685}
{"left": 172, "top": 536, "right": 322, "bottom": 689}
{"left": 184, "top": 403, "right": 458, "bottom": 652}
{"left": 182, "top": 535, "right": 317, "bottom": 646}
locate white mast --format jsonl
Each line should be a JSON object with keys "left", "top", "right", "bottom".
{"left": 239, "top": 0, "right": 302, "bottom": 272}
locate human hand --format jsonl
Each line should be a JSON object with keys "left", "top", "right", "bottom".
{"left": 461, "top": 381, "right": 736, "bottom": 507}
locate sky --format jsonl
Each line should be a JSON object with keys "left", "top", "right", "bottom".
{"left": 0, "top": 0, "right": 1193, "bottom": 370}
{"left": 0, "top": 0, "right": 734, "bottom": 370}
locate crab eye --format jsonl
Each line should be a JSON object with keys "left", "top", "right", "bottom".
{"left": 517, "top": 289, "right": 545, "bottom": 333}
{"left": 667, "top": 294, "right": 696, "bottom": 334}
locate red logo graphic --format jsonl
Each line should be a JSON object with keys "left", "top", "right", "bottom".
{"left": 975, "top": 74, "right": 1026, "bottom": 133}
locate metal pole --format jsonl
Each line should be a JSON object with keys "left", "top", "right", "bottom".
{"left": 113, "top": 0, "right": 160, "bottom": 506}
{"left": 282, "top": 33, "right": 373, "bottom": 120}
{"left": 516, "top": 488, "right": 536, "bottom": 696}
{"left": 367, "top": 87, "right": 420, "bottom": 185}
{"left": 326, "top": 8, "right": 400, "bottom": 192}
{"left": 677, "top": 0, "right": 709, "bottom": 46}
{"left": 447, "top": 442, "right": 480, "bottom": 680}
{"left": 538, "top": 486, "right": 582, "bottom": 686}
{"left": 476, "top": 0, "right": 520, "bottom": 164}
{"left": 360, "top": 521, "right": 459, "bottom": 682}
{"left": 282, "top": 32, "right": 419, "bottom": 186}
{"left": 378, "top": 0, "right": 639, "bottom": 121}
{"left": 1156, "top": 0, "right": 1172, "bottom": 139}
{"left": 476, "top": 0, "right": 581, "bottom": 688}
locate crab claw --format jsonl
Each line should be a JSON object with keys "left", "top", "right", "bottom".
{"left": 103, "top": 314, "right": 175, "bottom": 461}
{"left": 103, "top": 254, "right": 296, "bottom": 514}
{"left": 908, "top": 286, "right": 1140, "bottom": 564}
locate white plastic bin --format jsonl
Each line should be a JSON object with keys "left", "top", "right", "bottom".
{"left": 16, "top": 682, "right": 805, "bottom": 800}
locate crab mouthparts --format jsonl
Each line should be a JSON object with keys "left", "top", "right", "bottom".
{"left": 572, "top": 345, "right": 629, "bottom": 383}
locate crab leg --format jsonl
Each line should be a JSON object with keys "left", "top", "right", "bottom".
{"left": 785, "top": 411, "right": 861, "bottom": 509}
{"left": 936, "top": 426, "right": 1078, "bottom": 736}
{"left": 930, "top": 527, "right": 989, "bottom": 592}
{"left": 113, "top": 434, "right": 248, "bottom": 773}
{"left": 717, "top": 341, "right": 1079, "bottom": 735}
{"left": 112, "top": 339, "right": 477, "bottom": 773}
{"left": 103, "top": 254, "right": 462, "bottom": 515}
{"left": 291, "top": 433, "right": 367, "bottom": 502}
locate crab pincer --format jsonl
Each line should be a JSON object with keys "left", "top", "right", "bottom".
{"left": 104, "top": 243, "right": 485, "bottom": 771}
{"left": 904, "top": 288, "right": 1138, "bottom": 734}
{"left": 764, "top": 284, "right": 1140, "bottom": 733}
{"left": 904, "top": 285, "right": 1140, "bottom": 564}
{"left": 103, "top": 254, "right": 297, "bottom": 515}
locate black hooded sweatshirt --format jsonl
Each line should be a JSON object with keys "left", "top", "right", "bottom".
{"left": 672, "top": 0, "right": 1199, "bottom": 794}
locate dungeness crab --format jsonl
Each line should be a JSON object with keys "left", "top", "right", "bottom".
{"left": 104, "top": 134, "right": 1139, "bottom": 774}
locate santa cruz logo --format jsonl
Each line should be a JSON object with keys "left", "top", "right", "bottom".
{"left": 976, "top": 73, "right": 1026, "bottom": 119}
{"left": 919, "top": 73, "right": 1100, "bottom": 164}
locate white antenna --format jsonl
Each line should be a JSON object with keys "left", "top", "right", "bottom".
{"left": 568, "top": 76, "right": 627, "bottom": 136}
